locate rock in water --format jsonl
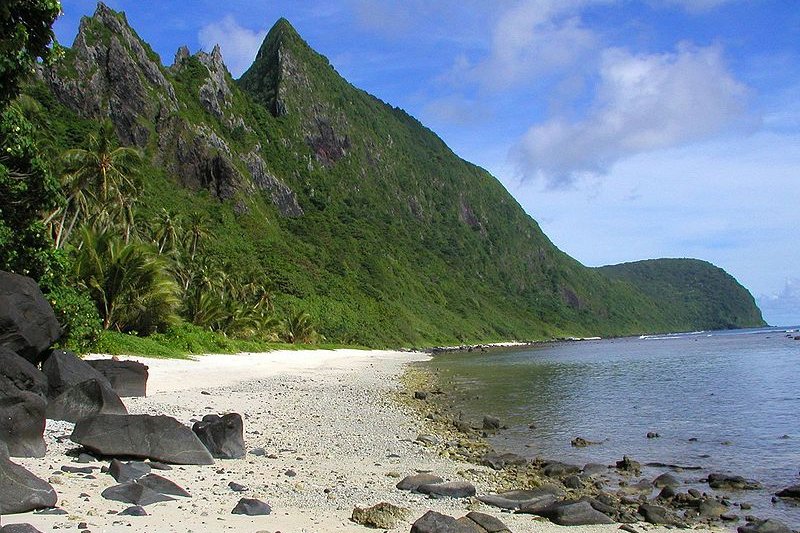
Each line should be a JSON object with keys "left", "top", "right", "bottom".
{"left": 707, "top": 473, "right": 761, "bottom": 490}
{"left": 231, "top": 497, "right": 271, "bottom": 515}
{"left": 86, "top": 359, "right": 148, "bottom": 397}
{"left": 775, "top": 484, "right": 800, "bottom": 499}
{"left": 738, "top": 519, "right": 792, "bottom": 533}
{"left": 417, "top": 481, "right": 476, "bottom": 498}
{"left": 46, "top": 378, "right": 128, "bottom": 423}
{"left": 71, "top": 414, "right": 214, "bottom": 465}
{"left": 396, "top": 473, "right": 444, "bottom": 491}
{"left": 482, "top": 416, "right": 501, "bottom": 430}
{"left": 536, "top": 501, "right": 615, "bottom": 526}
{"left": 351, "top": 502, "right": 411, "bottom": 529}
{"left": 191, "top": 413, "right": 245, "bottom": 459}
{"left": 0, "top": 455, "right": 57, "bottom": 514}
{"left": 0, "top": 271, "right": 61, "bottom": 365}
{"left": 638, "top": 503, "right": 684, "bottom": 526}
{"left": 411, "top": 511, "right": 474, "bottom": 533}
{"left": 41, "top": 350, "right": 111, "bottom": 399}
{"left": 0, "top": 350, "right": 47, "bottom": 457}
{"left": 101, "top": 482, "right": 175, "bottom": 506}
{"left": 653, "top": 472, "right": 681, "bottom": 488}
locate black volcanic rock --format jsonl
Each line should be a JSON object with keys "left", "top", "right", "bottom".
{"left": 0, "top": 348, "right": 48, "bottom": 398}
{"left": 0, "top": 455, "right": 57, "bottom": 514}
{"left": 108, "top": 459, "right": 151, "bottom": 482}
{"left": 86, "top": 359, "right": 149, "bottom": 397}
{"left": 101, "top": 482, "right": 175, "bottom": 506}
{"left": 535, "top": 501, "right": 615, "bottom": 526}
{"left": 192, "top": 413, "right": 245, "bottom": 459}
{"left": 0, "top": 349, "right": 48, "bottom": 457}
{"left": 231, "top": 497, "right": 271, "bottom": 515}
{"left": 71, "top": 414, "right": 214, "bottom": 465}
{"left": 46, "top": 378, "right": 128, "bottom": 423}
{"left": 41, "top": 350, "right": 111, "bottom": 400}
{"left": 0, "top": 272, "right": 61, "bottom": 365}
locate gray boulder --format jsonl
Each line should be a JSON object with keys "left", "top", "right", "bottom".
{"left": 101, "top": 482, "right": 175, "bottom": 506}
{"left": 411, "top": 511, "right": 474, "bottom": 533}
{"left": 708, "top": 473, "right": 761, "bottom": 490}
{"left": 0, "top": 350, "right": 47, "bottom": 457}
{"left": 775, "top": 484, "right": 800, "bottom": 499}
{"left": 653, "top": 472, "right": 681, "bottom": 488}
{"left": 41, "top": 350, "right": 110, "bottom": 399}
{"left": 638, "top": 503, "right": 684, "bottom": 526}
{"left": 738, "top": 519, "right": 792, "bottom": 533}
{"left": 46, "top": 378, "right": 127, "bottom": 423}
{"left": 0, "top": 525, "right": 44, "bottom": 533}
{"left": 462, "top": 512, "right": 511, "bottom": 533}
{"left": 417, "top": 481, "right": 476, "bottom": 498}
{"left": 542, "top": 461, "right": 581, "bottom": 477}
{"left": 482, "top": 452, "right": 527, "bottom": 470}
{"left": 0, "top": 271, "right": 61, "bottom": 365}
{"left": 71, "top": 414, "right": 214, "bottom": 465}
{"left": 351, "top": 502, "right": 411, "bottom": 529}
{"left": 0, "top": 455, "right": 57, "bottom": 514}
{"left": 397, "top": 473, "right": 444, "bottom": 491}
{"left": 191, "top": 413, "right": 245, "bottom": 459}
{"left": 231, "top": 497, "right": 271, "bottom": 515}
{"left": 136, "top": 473, "right": 190, "bottom": 497}
{"left": 108, "top": 459, "right": 151, "bottom": 482}
{"left": 536, "top": 501, "right": 615, "bottom": 526}
{"left": 86, "top": 359, "right": 148, "bottom": 397}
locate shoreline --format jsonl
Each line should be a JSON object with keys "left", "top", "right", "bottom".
{"left": 7, "top": 349, "right": 719, "bottom": 532}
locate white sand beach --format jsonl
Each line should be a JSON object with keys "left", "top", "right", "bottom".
{"left": 5, "top": 349, "right": 720, "bottom": 533}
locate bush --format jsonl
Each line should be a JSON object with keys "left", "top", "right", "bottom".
{"left": 46, "top": 283, "right": 101, "bottom": 353}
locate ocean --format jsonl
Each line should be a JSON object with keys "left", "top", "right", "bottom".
{"left": 424, "top": 326, "right": 800, "bottom": 525}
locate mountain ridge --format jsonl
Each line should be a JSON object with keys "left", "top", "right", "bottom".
{"left": 28, "top": 4, "right": 765, "bottom": 345}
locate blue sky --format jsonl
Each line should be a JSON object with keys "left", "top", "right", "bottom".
{"left": 54, "top": 1, "right": 800, "bottom": 326}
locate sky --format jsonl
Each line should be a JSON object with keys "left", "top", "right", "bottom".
{"left": 54, "top": 1, "right": 800, "bottom": 326}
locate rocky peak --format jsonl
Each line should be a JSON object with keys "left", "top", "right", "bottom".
{"left": 173, "top": 45, "right": 190, "bottom": 67}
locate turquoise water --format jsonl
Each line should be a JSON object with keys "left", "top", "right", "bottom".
{"left": 425, "top": 327, "right": 800, "bottom": 525}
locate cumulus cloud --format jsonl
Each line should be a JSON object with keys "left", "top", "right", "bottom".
{"left": 758, "top": 279, "right": 800, "bottom": 327}
{"left": 448, "top": 0, "right": 603, "bottom": 91}
{"left": 513, "top": 43, "right": 753, "bottom": 187}
{"left": 198, "top": 16, "right": 266, "bottom": 77}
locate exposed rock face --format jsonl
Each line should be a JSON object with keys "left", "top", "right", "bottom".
{"left": 46, "top": 378, "right": 128, "bottom": 423}
{"left": 71, "top": 414, "right": 215, "bottom": 465}
{"left": 0, "top": 455, "right": 57, "bottom": 514}
{"left": 86, "top": 359, "right": 148, "bottom": 397}
{"left": 43, "top": 3, "right": 300, "bottom": 216}
{"left": 0, "top": 272, "right": 61, "bottom": 365}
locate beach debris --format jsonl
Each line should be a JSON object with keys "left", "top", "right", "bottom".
{"left": 396, "top": 473, "right": 443, "bottom": 491}
{"left": 248, "top": 447, "right": 267, "bottom": 456}
{"left": 417, "top": 480, "right": 476, "bottom": 498}
{"left": 351, "top": 502, "right": 411, "bottom": 529}
{"left": 101, "top": 481, "right": 175, "bottom": 506}
{"left": 46, "top": 378, "right": 127, "bottom": 423}
{"left": 738, "top": 519, "right": 793, "bottom": 533}
{"left": 707, "top": 473, "right": 761, "bottom": 490}
{"left": 231, "top": 497, "right": 271, "bottom": 515}
{"left": 775, "top": 484, "right": 800, "bottom": 499}
{"left": 192, "top": 413, "right": 245, "bottom": 459}
{"left": 228, "top": 481, "right": 247, "bottom": 492}
{"left": 0, "top": 271, "right": 61, "bottom": 365}
{"left": 108, "top": 459, "right": 151, "bottom": 482}
{"left": 72, "top": 414, "right": 215, "bottom": 465}
{"left": 0, "top": 349, "right": 47, "bottom": 457}
{"left": 535, "top": 501, "right": 615, "bottom": 526}
{"left": 416, "top": 434, "right": 440, "bottom": 446}
{"left": 0, "top": 455, "right": 57, "bottom": 514}
{"left": 482, "top": 415, "right": 501, "bottom": 430}
{"left": 86, "top": 359, "right": 148, "bottom": 397}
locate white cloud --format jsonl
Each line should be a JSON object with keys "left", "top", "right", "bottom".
{"left": 657, "top": 0, "right": 736, "bottom": 13}
{"left": 448, "top": 0, "right": 603, "bottom": 91}
{"left": 758, "top": 279, "right": 800, "bottom": 327}
{"left": 198, "top": 16, "right": 266, "bottom": 77}
{"left": 513, "top": 43, "right": 754, "bottom": 186}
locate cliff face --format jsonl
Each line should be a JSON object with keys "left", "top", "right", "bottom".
{"left": 44, "top": 3, "right": 301, "bottom": 216}
{"left": 32, "top": 3, "right": 765, "bottom": 345}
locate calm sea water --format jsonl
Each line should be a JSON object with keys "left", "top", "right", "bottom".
{"left": 425, "top": 327, "right": 800, "bottom": 526}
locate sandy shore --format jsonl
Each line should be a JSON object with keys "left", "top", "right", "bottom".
{"left": 6, "top": 349, "right": 719, "bottom": 532}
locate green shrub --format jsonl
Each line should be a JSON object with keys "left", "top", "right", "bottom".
{"left": 46, "top": 283, "right": 101, "bottom": 353}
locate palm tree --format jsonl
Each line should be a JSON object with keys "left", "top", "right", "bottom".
{"left": 72, "top": 226, "right": 179, "bottom": 332}
{"left": 51, "top": 121, "right": 142, "bottom": 246}
{"left": 151, "top": 208, "right": 182, "bottom": 254}
{"left": 280, "top": 310, "right": 320, "bottom": 344}
{"left": 185, "top": 211, "right": 212, "bottom": 261}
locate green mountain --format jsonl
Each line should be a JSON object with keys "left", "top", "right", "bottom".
{"left": 27, "top": 4, "right": 764, "bottom": 346}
